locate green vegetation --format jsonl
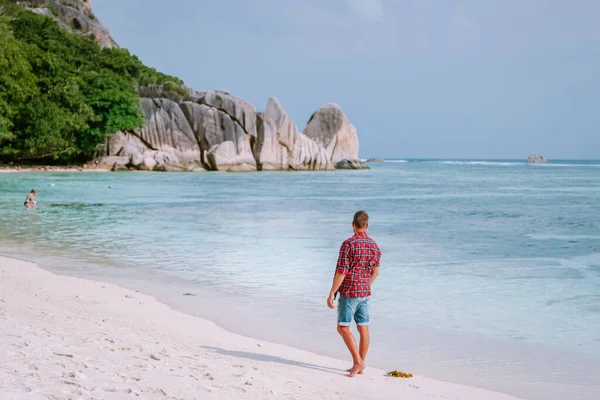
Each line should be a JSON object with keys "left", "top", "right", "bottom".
{"left": 0, "top": 2, "right": 182, "bottom": 162}
{"left": 162, "top": 81, "right": 189, "bottom": 100}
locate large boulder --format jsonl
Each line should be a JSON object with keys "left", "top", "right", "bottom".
{"left": 194, "top": 91, "right": 258, "bottom": 138}
{"left": 112, "top": 163, "right": 129, "bottom": 172}
{"left": 303, "top": 104, "right": 359, "bottom": 164}
{"left": 528, "top": 155, "right": 548, "bottom": 163}
{"left": 103, "top": 131, "right": 140, "bottom": 159}
{"left": 91, "top": 156, "right": 129, "bottom": 170}
{"left": 335, "top": 159, "right": 370, "bottom": 170}
{"left": 257, "top": 98, "right": 333, "bottom": 171}
{"left": 102, "top": 98, "right": 200, "bottom": 170}
{"left": 135, "top": 98, "right": 200, "bottom": 163}
{"left": 226, "top": 163, "right": 254, "bottom": 173}
{"left": 254, "top": 117, "right": 289, "bottom": 171}
{"left": 128, "top": 148, "right": 146, "bottom": 169}
{"left": 206, "top": 141, "right": 256, "bottom": 172}
{"left": 153, "top": 164, "right": 186, "bottom": 172}
{"left": 180, "top": 100, "right": 256, "bottom": 171}
{"left": 140, "top": 156, "right": 157, "bottom": 171}
{"left": 186, "top": 163, "right": 206, "bottom": 172}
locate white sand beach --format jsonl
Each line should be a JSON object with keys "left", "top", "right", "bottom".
{"left": 0, "top": 256, "right": 521, "bottom": 400}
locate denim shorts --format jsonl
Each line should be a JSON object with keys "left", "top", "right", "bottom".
{"left": 337, "top": 295, "right": 370, "bottom": 327}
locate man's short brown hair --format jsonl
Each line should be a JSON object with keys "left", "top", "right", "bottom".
{"left": 353, "top": 210, "right": 369, "bottom": 229}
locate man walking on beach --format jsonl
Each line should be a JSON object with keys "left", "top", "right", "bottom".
{"left": 327, "top": 211, "right": 381, "bottom": 377}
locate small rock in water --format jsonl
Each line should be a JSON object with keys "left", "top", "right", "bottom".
{"left": 182, "top": 293, "right": 196, "bottom": 296}
{"left": 334, "top": 159, "right": 369, "bottom": 170}
{"left": 257, "top": 343, "right": 263, "bottom": 347}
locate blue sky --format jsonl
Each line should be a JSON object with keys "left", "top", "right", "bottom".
{"left": 94, "top": 0, "right": 600, "bottom": 159}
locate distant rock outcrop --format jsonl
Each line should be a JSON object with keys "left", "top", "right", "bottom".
{"left": 94, "top": 84, "right": 356, "bottom": 172}
{"left": 366, "top": 158, "right": 385, "bottom": 163}
{"left": 303, "top": 104, "right": 359, "bottom": 164}
{"left": 16, "top": 0, "right": 118, "bottom": 48}
{"left": 528, "top": 155, "right": 548, "bottom": 163}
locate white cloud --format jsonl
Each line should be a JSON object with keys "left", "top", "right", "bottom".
{"left": 347, "top": 0, "right": 385, "bottom": 22}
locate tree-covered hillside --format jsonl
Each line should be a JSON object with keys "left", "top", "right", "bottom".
{"left": 0, "top": 1, "right": 182, "bottom": 163}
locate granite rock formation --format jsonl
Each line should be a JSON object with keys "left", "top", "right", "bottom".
{"left": 303, "top": 104, "right": 359, "bottom": 164}
{"left": 528, "top": 155, "right": 548, "bottom": 163}
{"left": 181, "top": 90, "right": 258, "bottom": 171}
{"left": 256, "top": 98, "right": 333, "bottom": 171}
{"left": 95, "top": 84, "right": 361, "bottom": 172}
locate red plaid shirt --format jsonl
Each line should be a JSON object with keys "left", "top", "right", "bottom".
{"left": 336, "top": 232, "right": 381, "bottom": 298}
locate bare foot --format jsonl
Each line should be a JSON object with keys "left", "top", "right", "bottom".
{"left": 345, "top": 363, "right": 366, "bottom": 377}
{"left": 346, "top": 367, "right": 364, "bottom": 375}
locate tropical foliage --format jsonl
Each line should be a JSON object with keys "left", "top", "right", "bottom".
{"left": 0, "top": 2, "right": 182, "bottom": 162}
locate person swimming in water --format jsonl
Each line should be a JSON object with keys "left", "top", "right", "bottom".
{"left": 24, "top": 189, "right": 36, "bottom": 208}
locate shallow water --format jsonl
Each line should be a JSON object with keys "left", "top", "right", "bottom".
{"left": 1, "top": 160, "right": 599, "bottom": 400}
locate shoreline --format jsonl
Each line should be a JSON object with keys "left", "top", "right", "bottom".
{"left": 0, "top": 164, "right": 107, "bottom": 173}
{"left": 0, "top": 255, "right": 521, "bottom": 400}
{"left": 0, "top": 165, "right": 350, "bottom": 173}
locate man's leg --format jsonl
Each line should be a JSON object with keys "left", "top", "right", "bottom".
{"left": 337, "top": 296, "right": 365, "bottom": 377}
{"left": 344, "top": 327, "right": 369, "bottom": 374}
{"left": 337, "top": 326, "right": 365, "bottom": 376}
{"left": 355, "top": 297, "right": 371, "bottom": 369}
{"left": 357, "top": 325, "right": 370, "bottom": 361}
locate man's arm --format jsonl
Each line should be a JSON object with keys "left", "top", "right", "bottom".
{"left": 327, "top": 272, "right": 346, "bottom": 308}
{"left": 328, "top": 241, "right": 351, "bottom": 309}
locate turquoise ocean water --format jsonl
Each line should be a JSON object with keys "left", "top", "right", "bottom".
{"left": 1, "top": 160, "right": 599, "bottom": 400}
